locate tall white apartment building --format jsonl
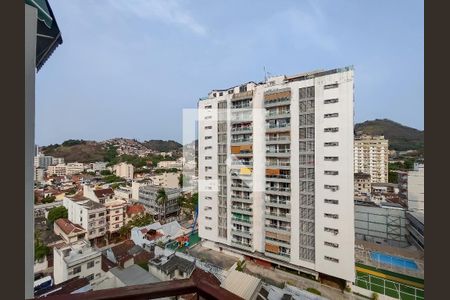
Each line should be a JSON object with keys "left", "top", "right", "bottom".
{"left": 354, "top": 135, "right": 389, "bottom": 183}
{"left": 113, "top": 162, "right": 134, "bottom": 180}
{"left": 197, "top": 67, "right": 355, "bottom": 283}
{"left": 407, "top": 163, "right": 424, "bottom": 212}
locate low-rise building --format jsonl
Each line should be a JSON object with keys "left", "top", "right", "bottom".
{"left": 354, "top": 200, "right": 409, "bottom": 247}
{"left": 63, "top": 196, "right": 107, "bottom": 240}
{"left": 53, "top": 240, "right": 103, "bottom": 286}
{"left": 148, "top": 255, "right": 195, "bottom": 281}
{"left": 125, "top": 204, "right": 146, "bottom": 224}
{"left": 149, "top": 172, "right": 180, "bottom": 189}
{"left": 354, "top": 173, "right": 371, "bottom": 195}
{"left": 104, "top": 199, "right": 127, "bottom": 234}
{"left": 54, "top": 218, "right": 87, "bottom": 244}
{"left": 48, "top": 164, "right": 67, "bottom": 176}
{"left": 130, "top": 221, "right": 185, "bottom": 248}
{"left": 34, "top": 167, "right": 45, "bottom": 182}
{"left": 90, "top": 162, "right": 107, "bottom": 172}
{"left": 114, "top": 186, "right": 132, "bottom": 201}
{"left": 66, "top": 162, "right": 85, "bottom": 175}
{"left": 137, "top": 185, "right": 181, "bottom": 220}
{"left": 156, "top": 160, "right": 182, "bottom": 170}
{"left": 105, "top": 240, "right": 153, "bottom": 268}
{"left": 83, "top": 185, "right": 115, "bottom": 204}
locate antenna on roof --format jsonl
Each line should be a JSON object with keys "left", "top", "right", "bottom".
{"left": 263, "top": 66, "right": 267, "bottom": 82}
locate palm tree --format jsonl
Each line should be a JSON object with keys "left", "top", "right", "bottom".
{"left": 156, "top": 188, "right": 168, "bottom": 223}
{"left": 176, "top": 195, "right": 186, "bottom": 220}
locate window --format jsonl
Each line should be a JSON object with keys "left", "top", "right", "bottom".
{"left": 324, "top": 199, "right": 339, "bottom": 205}
{"left": 324, "top": 98, "right": 339, "bottom": 104}
{"left": 115, "top": 216, "right": 119, "bottom": 221}
{"left": 324, "top": 113, "right": 339, "bottom": 118}
{"left": 324, "top": 142, "right": 339, "bottom": 147}
{"left": 239, "top": 85, "right": 247, "bottom": 93}
{"left": 85, "top": 274, "right": 95, "bottom": 281}
{"left": 324, "top": 213, "right": 339, "bottom": 219}
{"left": 324, "top": 185, "right": 339, "bottom": 191}
{"left": 205, "top": 146, "right": 212, "bottom": 150}
{"left": 205, "top": 226, "right": 212, "bottom": 230}
{"left": 87, "top": 261, "right": 95, "bottom": 269}
{"left": 98, "top": 212, "right": 105, "bottom": 217}
{"left": 324, "top": 127, "right": 339, "bottom": 133}
{"left": 205, "top": 166, "right": 212, "bottom": 171}
{"left": 324, "top": 241, "right": 339, "bottom": 248}
{"left": 89, "top": 214, "right": 95, "bottom": 219}
{"left": 205, "top": 156, "right": 212, "bottom": 160}
{"left": 205, "top": 136, "right": 212, "bottom": 140}
{"left": 324, "top": 156, "right": 339, "bottom": 161}
{"left": 99, "top": 228, "right": 105, "bottom": 232}
{"left": 205, "top": 115, "right": 212, "bottom": 120}
{"left": 324, "top": 83, "right": 338, "bottom": 89}
{"left": 205, "top": 105, "right": 212, "bottom": 109}
{"left": 324, "top": 170, "right": 339, "bottom": 175}
{"left": 205, "top": 196, "right": 212, "bottom": 200}
{"left": 205, "top": 126, "right": 212, "bottom": 130}
{"left": 205, "top": 216, "right": 212, "bottom": 220}
{"left": 324, "top": 256, "right": 339, "bottom": 263}
{"left": 205, "top": 176, "right": 212, "bottom": 180}
{"left": 73, "top": 266, "right": 81, "bottom": 274}
{"left": 219, "top": 92, "right": 223, "bottom": 96}
{"left": 204, "top": 206, "right": 212, "bottom": 211}
{"left": 228, "top": 90, "right": 234, "bottom": 94}
{"left": 299, "top": 86, "right": 314, "bottom": 99}
{"left": 324, "top": 227, "right": 339, "bottom": 235}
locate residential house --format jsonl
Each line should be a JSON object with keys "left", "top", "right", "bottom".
{"left": 54, "top": 218, "right": 86, "bottom": 244}
{"left": 148, "top": 255, "right": 195, "bottom": 281}
{"left": 83, "top": 185, "right": 115, "bottom": 204}
{"left": 104, "top": 199, "right": 127, "bottom": 234}
{"left": 130, "top": 221, "right": 185, "bottom": 248}
{"left": 53, "top": 240, "right": 103, "bottom": 286}
{"left": 104, "top": 240, "right": 153, "bottom": 268}
{"left": 125, "top": 204, "right": 146, "bottom": 224}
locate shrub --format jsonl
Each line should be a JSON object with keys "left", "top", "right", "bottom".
{"left": 372, "top": 292, "right": 379, "bottom": 300}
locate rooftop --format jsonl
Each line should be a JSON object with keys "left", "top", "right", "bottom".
{"left": 109, "top": 264, "right": 160, "bottom": 286}
{"left": 220, "top": 269, "right": 261, "bottom": 300}
{"left": 93, "top": 188, "right": 114, "bottom": 198}
{"left": 54, "top": 218, "right": 85, "bottom": 236}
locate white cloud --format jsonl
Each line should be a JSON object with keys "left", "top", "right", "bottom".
{"left": 107, "top": 0, "right": 207, "bottom": 36}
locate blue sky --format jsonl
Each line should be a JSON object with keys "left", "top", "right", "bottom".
{"left": 36, "top": 0, "right": 424, "bottom": 145}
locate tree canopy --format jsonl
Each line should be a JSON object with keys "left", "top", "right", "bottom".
{"left": 47, "top": 206, "right": 68, "bottom": 225}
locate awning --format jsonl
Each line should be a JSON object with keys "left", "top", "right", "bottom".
{"left": 25, "top": 0, "right": 63, "bottom": 71}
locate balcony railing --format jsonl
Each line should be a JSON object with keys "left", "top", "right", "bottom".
{"left": 266, "top": 110, "right": 290, "bottom": 117}
{"left": 266, "top": 149, "right": 291, "bottom": 154}
{"left": 264, "top": 98, "right": 290, "bottom": 106}
{"left": 266, "top": 161, "right": 290, "bottom": 167}
{"left": 266, "top": 199, "right": 291, "bottom": 207}
{"left": 231, "top": 102, "right": 252, "bottom": 109}
{"left": 31, "top": 269, "right": 242, "bottom": 300}
{"left": 231, "top": 160, "right": 253, "bottom": 166}
{"left": 266, "top": 187, "right": 291, "bottom": 192}
{"left": 266, "top": 136, "right": 290, "bottom": 142}
{"left": 231, "top": 205, "right": 252, "bottom": 212}
{"left": 231, "top": 138, "right": 253, "bottom": 143}
{"left": 266, "top": 123, "right": 290, "bottom": 129}
{"left": 265, "top": 224, "right": 290, "bottom": 232}
{"left": 231, "top": 126, "right": 253, "bottom": 132}
{"left": 266, "top": 174, "right": 291, "bottom": 179}
{"left": 231, "top": 217, "right": 252, "bottom": 224}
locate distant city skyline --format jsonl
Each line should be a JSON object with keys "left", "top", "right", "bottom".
{"left": 36, "top": 0, "right": 423, "bottom": 145}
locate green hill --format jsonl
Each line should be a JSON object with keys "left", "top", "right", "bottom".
{"left": 355, "top": 119, "right": 424, "bottom": 151}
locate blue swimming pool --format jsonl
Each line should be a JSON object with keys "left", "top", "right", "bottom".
{"left": 370, "top": 251, "right": 418, "bottom": 270}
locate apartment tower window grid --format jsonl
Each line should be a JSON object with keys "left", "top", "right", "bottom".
{"left": 197, "top": 66, "right": 355, "bottom": 284}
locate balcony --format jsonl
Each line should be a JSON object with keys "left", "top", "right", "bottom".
{"left": 264, "top": 97, "right": 291, "bottom": 107}
{"left": 266, "top": 136, "right": 290, "bottom": 144}
{"left": 232, "top": 90, "right": 254, "bottom": 101}
{"left": 266, "top": 123, "right": 291, "bottom": 132}
{"left": 265, "top": 224, "right": 291, "bottom": 233}
{"left": 265, "top": 211, "right": 291, "bottom": 221}
{"left": 231, "top": 205, "right": 253, "bottom": 215}
{"left": 231, "top": 137, "right": 253, "bottom": 145}
{"left": 265, "top": 161, "right": 290, "bottom": 169}
{"left": 31, "top": 268, "right": 242, "bottom": 300}
{"left": 266, "top": 174, "right": 291, "bottom": 183}
{"left": 231, "top": 229, "right": 252, "bottom": 239}
{"left": 265, "top": 186, "right": 291, "bottom": 195}
{"left": 231, "top": 183, "right": 252, "bottom": 192}
{"left": 231, "top": 160, "right": 253, "bottom": 167}
{"left": 265, "top": 199, "right": 291, "bottom": 209}
{"left": 266, "top": 110, "right": 291, "bottom": 119}
{"left": 231, "top": 217, "right": 252, "bottom": 225}
{"left": 231, "top": 194, "right": 253, "bottom": 204}
{"left": 231, "top": 239, "right": 253, "bottom": 251}
{"left": 266, "top": 149, "right": 291, "bottom": 157}
{"left": 231, "top": 102, "right": 252, "bottom": 109}
{"left": 231, "top": 126, "right": 253, "bottom": 133}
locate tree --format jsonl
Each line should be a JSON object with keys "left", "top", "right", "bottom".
{"left": 388, "top": 171, "right": 398, "bottom": 183}
{"left": 100, "top": 170, "right": 112, "bottom": 176}
{"left": 34, "top": 231, "right": 50, "bottom": 262}
{"left": 41, "top": 195, "right": 56, "bottom": 204}
{"left": 156, "top": 188, "right": 168, "bottom": 223}
{"left": 235, "top": 260, "right": 246, "bottom": 272}
{"left": 47, "top": 206, "right": 68, "bottom": 226}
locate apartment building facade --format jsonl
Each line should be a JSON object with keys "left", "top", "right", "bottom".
{"left": 113, "top": 162, "right": 134, "bottom": 180}
{"left": 137, "top": 185, "right": 181, "bottom": 221}
{"left": 354, "top": 135, "right": 389, "bottom": 183}
{"left": 48, "top": 163, "right": 67, "bottom": 176}
{"left": 53, "top": 240, "right": 103, "bottom": 285}
{"left": 63, "top": 197, "right": 107, "bottom": 240}
{"left": 198, "top": 67, "right": 355, "bottom": 283}
{"left": 407, "top": 163, "right": 424, "bottom": 212}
